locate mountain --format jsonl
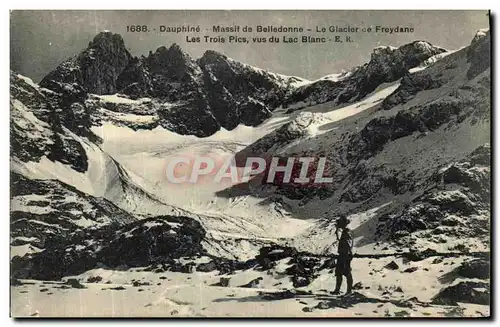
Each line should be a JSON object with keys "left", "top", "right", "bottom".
{"left": 285, "top": 41, "right": 447, "bottom": 111}
{"left": 39, "top": 32, "right": 448, "bottom": 138}
{"left": 39, "top": 31, "right": 308, "bottom": 137}
{"left": 231, "top": 29, "right": 490, "bottom": 255}
{"left": 41, "top": 32, "right": 132, "bottom": 95}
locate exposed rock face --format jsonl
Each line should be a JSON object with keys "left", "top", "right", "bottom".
{"left": 143, "top": 44, "right": 205, "bottom": 101}
{"left": 455, "top": 259, "right": 490, "bottom": 279}
{"left": 10, "top": 72, "right": 90, "bottom": 172}
{"left": 376, "top": 143, "right": 490, "bottom": 244}
{"left": 11, "top": 215, "right": 206, "bottom": 280}
{"left": 384, "top": 261, "right": 399, "bottom": 270}
{"left": 41, "top": 32, "right": 132, "bottom": 95}
{"left": 287, "top": 41, "right": 446, "bottom": 108}
{"left": 366, "top": 42, "right": 445, "bottom": 81}
{"left": 157, "top": 99, "right": 220, "bottom": 137}
{"left": 230, "top": 29, "right": 490, "bottom": 255}
{"left": 38, "top": 33, "right": 301, "bottom": 137}
{"left": 239, "top": 99, "right": 272, "bottom": 127}
{"left": 98, "top": 216, "right": 206, "bottom": 267}
{"left": 10, "top": 171, "right": 136, "bottom": 242}
{"left": 467, "top": 29, "right": 491, "bottom": 80}
{"left": 350, "top": 89, "right": 488, "bottom": 160}
{"left": 115, "top": 57, "right": 154, "bottom": 98}
{"left": 198, "top": 50, "right": 287, "bottom": 128}
{"left": 381, "top": 73, "right": 444, "bottom": 110}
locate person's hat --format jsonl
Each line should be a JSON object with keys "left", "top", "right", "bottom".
{"left": 336, "top": 215, "right": 350, "bottom": 226}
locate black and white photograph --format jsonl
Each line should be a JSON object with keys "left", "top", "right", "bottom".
{"left": 9, "top": 9, "right": 491, "bottom": 318}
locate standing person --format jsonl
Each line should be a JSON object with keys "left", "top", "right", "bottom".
{"left": 332, "top": 215, "right": 353, "bottom": 295}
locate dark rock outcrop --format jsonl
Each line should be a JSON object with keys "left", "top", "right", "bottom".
{"left": 38, "top": 33, "right": 300, "bottom": 137}
{"left": 376, "top": 144, "right": 490, "bottom": 242}
{"left": 116, "top": 57, "right": 154, "bottom": 98}
{"left": 455, "top": 259, "right": 490, "bottom": 279}
{"left": 10, "top": 172, "right": 136, "bottom": 256}
{"left": 432, "top": 281, "right": 489, "bottom": 305}
{"left": 381, "top": 72, "right": 444, "bottom": 110}
{"left": 384, "top": 261, "right": 399, "bottom": 270}
{"left": 11, "top": 215, "right": 206, "bottom": 280}
{"left": 157, "top": 99, "right": 220, "bottom": 137}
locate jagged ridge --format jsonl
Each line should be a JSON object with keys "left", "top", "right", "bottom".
{"left": 39, "top": 32, "right": 303, "bottom": 136}
{"left": 285, "top": 41, "right": 447, "bottom": 110}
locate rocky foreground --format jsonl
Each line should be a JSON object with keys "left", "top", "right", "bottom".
{"left": 11, "top": 212, "right": 490, "bottom": 317}
{"left": 11, "top": 243, "right": 489, "bottom": 317}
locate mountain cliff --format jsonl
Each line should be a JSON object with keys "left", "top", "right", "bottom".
{"left": 231, "top": 29, "right": 490, "bottom": 255}
{"left": 39, "top": 31, "right": 308, "bottom": 136}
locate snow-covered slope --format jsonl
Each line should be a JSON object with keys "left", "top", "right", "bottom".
{"left": 230, "top": 29, "right": 490, "bottom": 257}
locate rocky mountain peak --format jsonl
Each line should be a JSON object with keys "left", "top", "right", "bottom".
{"left": 41, "top": 31, "right": 132, "bottom": 95}
{"left": 198, "top": 50, "right": 228, "bottom": 67}
{"left": 167, "top": 43, "right": 185, "bottom": 55}
{"left": 89, "top": 31, "right": 126, "bottom": 49}
{"left": 368, "top": 41, "right": 446, "bottom": 72}
{"left": 150, "top": 43, "right": 188, "bottom": 60}
{"left": 287, "top": 40, "right": 447, "bottom": 108}
{"left": 145, "top": 43, "right": 200, "bottom": 81}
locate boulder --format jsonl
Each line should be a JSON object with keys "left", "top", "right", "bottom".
{"left": 455, "top": 259, "right": 490, "bottom": 279}
{"left": 432, "top": 281, "right": 489, "bottom": 305}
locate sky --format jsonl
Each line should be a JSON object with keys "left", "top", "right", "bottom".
{"left": 10, "top": 10, "right": 489, "bottom": 81}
